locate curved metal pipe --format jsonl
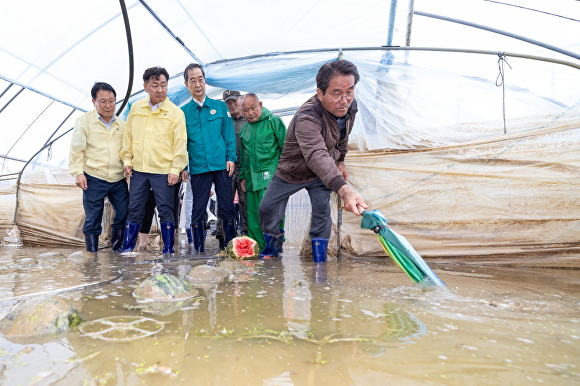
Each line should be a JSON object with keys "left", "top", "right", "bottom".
{"left": 138, "top": 0, "right": 204, "bottom": 65}
{"left": 405, "top": 0, "right": 415, "bottom": 46}
{"left": 206, "top": 46, "right": 580, "bottom": 71}
{"left": 386, "top": 0, "right": 398, "bottom": 47}
{"left": 414, "top": 11, "right": 580, "bottom": 62}
{"left": 116, "top": 0, "right": 135, "bottom": 116}
{"left": 0, "top": 87, "right": 24, "bottom": 114}
{"left": 0, "top": 75, "right": 86, "bottom": 112}
{"left": 0, "top": 83, "right": 14, "bottom": 100}
{"left": 42, "top": 108, "right": 76, "bottom": 148}
{"left": 483, "top": 0, "right": 580, "bottom": 23}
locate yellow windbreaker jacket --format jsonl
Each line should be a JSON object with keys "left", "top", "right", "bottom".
{"left": 120, "top": 96, "right": 187, "bottom": 176}
{"left": 69, "top": 109, "right": 125, "bottom": 182}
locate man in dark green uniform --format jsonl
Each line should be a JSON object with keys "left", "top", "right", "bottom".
{"left": 223, "top": 89, "right": 248, "bottom": 236}
{"left": 239, "top": 93, "right": 286, "bottom": 249}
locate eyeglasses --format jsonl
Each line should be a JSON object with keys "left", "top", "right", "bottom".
{"left": 325, "top": 89, "right": 357, "bottom": 103}
{"left": 97, "top": 100, "right": 116, "bottom": 106}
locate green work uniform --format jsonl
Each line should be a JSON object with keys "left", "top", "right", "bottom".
{"left": 239, "top": 107, "right": 286, "bottom": 248}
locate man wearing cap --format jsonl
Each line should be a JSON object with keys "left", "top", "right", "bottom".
{"left": 259, "top": 60, "right": 368, "bottom": 262}
{"left": 223, "top": 89, "right": 247, "bottom": 236}
{"left": 181, "top": 63, "right": 237, "bottom": 253}
{"left": 69, "top": 82, "right": 128, "bottom": 252}
{"left": 119, "top": 66, "right": 188, "bottom": 254}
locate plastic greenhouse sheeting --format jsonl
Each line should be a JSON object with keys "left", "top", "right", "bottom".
{"left": 0, "top": 0, "right": 579, "bottom": 256}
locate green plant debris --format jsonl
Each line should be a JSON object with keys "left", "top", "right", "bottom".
{"left": 65, "top": 351, "right": 101, "bottom": 364}
{"left": 195, "top": 328, "right": 373, "bottom": 345}
{"left": 133, "top": 363, "right": 178, "bottom": 377}
{"left": 68, "top": 310, "right": 84, "bottom": 328}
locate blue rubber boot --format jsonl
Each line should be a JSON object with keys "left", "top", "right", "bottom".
{"left": 121, "top": 222, "right": 141, "bottom": 253}
{"left": 192, "top": 221, "right": 206, "bottom": 253}
{"left": 223, "top": 220, "right": 236, "bottom": 247}
{"left": 110, "top": 229, "right": 123, "bottom": 252}
{"left": 279, "top": 229, "right": 285, "bottom": 253}
{"left": 84, "top": 234, "right": 99, "bottom": 253}
{"left": 161, "top": 223, "right": 175, "bottom": 254}
{"left": 312, "top": 237, "right": 329, "bottom": 263}
{"left": 186, "top": 226, "right": 193, "bottom": 245}
{"left": 260, "top": 233, "right": 284, "bottom": 259}
{"left": 272, "top": 233, "right": 284, "bottom": 255}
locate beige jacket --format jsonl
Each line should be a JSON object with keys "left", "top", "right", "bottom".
{"left": 69, "top": 109, "right": 125, "bottom": 182}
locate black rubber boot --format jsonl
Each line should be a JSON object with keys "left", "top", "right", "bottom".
{"left": 223, "top": 220, "right": 236, "bottom": 247}
{"left": 186, "top": 226, "right": 193, "bottom": 245}
{"left": 84, "top": 234, "right": 99, "bottom": 253}
{"left": 192, "top": 222, "right": 206, "bottom": 253}
{"left": 110, "top": 229, "right": 123, "bottom": 252}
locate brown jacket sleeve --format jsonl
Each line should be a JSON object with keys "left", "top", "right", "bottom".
{"left": 294, "top": 115, "right": 347, "bottom": 192}
{"left": 336, "top": 136, "right": 349, "bottom": 162}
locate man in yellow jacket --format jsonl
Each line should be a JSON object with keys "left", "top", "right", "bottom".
{"left": 69, "top": 82, "right": 128, "bottom": 253}
{"left": 119, "top": 66, "right": 188, "bottom": 254}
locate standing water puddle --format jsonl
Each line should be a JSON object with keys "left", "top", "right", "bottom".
{"left": 0, "top": 245, "right": 578, "bottom": 385}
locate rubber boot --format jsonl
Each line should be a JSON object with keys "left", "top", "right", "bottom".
{"left": 161, "top": 222, "right": 175, "bottom": 254}
{"left": 279, "top": 229, "right": 285, "bottom": 253}
{"left": 260, "top": 232, "right": 284, "bottom": 259}
{"left": 186, "top": 226, "right": 193, "bottom": 245}
{"left": 110, "top": 229, "right": 123, "bottom": 252}
{"left": 84, "top": 234, "right": 99, "bottom": 253}
{"left": 312, "top": 237, "right": 329, "bottom": 263}
{"left": 273, "top": 232, "right": 284, "bottom": 255}
{"left": 192, "top": 221, "right": 206, "bottom": 253}
{"left": 121, "top": 222, "right": 141, "bottom": 253}
{"left": 223, "top": 220, "right": 236, "bottom": 247}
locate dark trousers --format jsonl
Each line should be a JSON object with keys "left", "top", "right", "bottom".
{"left": 82, "top": 173, "right": 129, "bottom": 235}
{"left": 127, "top": 171, "right": 176, "bottom": 224}
{"left": 140, "top": 190, "right": 157, "bottom": 233}
{"left": 232, "top": 162, "right": 247, "bottom": 233}
{"left": 259, "top": 176, "right": 332, "bottom": 238}
{"left": 190, "top": 170, "right": 235, "bottom": 225}
{"left": 140, "top": 185, "right": 181, "bottom": 233}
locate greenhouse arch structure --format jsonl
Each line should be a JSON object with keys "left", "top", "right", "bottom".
{"left": 1, "top": 0, "right": 579, "bottom": 257}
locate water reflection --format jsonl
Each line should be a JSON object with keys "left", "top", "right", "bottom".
{"left": 282, "top": 254, "right": 312, "bottom": 339}
{"left": 207, "top": 284, "right": 218, "bottom": 329}
{"left": 0, "top": 245, "right": 578, "bottom": 385}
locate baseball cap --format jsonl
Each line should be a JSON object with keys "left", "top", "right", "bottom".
{"left": 223, "top": 90, "right": 241, "bottom": 102}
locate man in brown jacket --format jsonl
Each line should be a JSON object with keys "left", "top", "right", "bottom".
{"left": 258, "top": 60, "right": 367, "bottom": 262}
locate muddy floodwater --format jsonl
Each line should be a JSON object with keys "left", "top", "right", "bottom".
{"left": 0, "top": 242, "right": 578, "bottom": 386}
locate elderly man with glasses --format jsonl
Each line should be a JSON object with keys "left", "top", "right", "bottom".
{"left": 181, "top": 63, "right": 237, "bottom": 254}
{"left": 69, "top": 82, "right": 128, "bottom": 252}
{"left": 258, "top": 60, "right": 368, "bottom": 262}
